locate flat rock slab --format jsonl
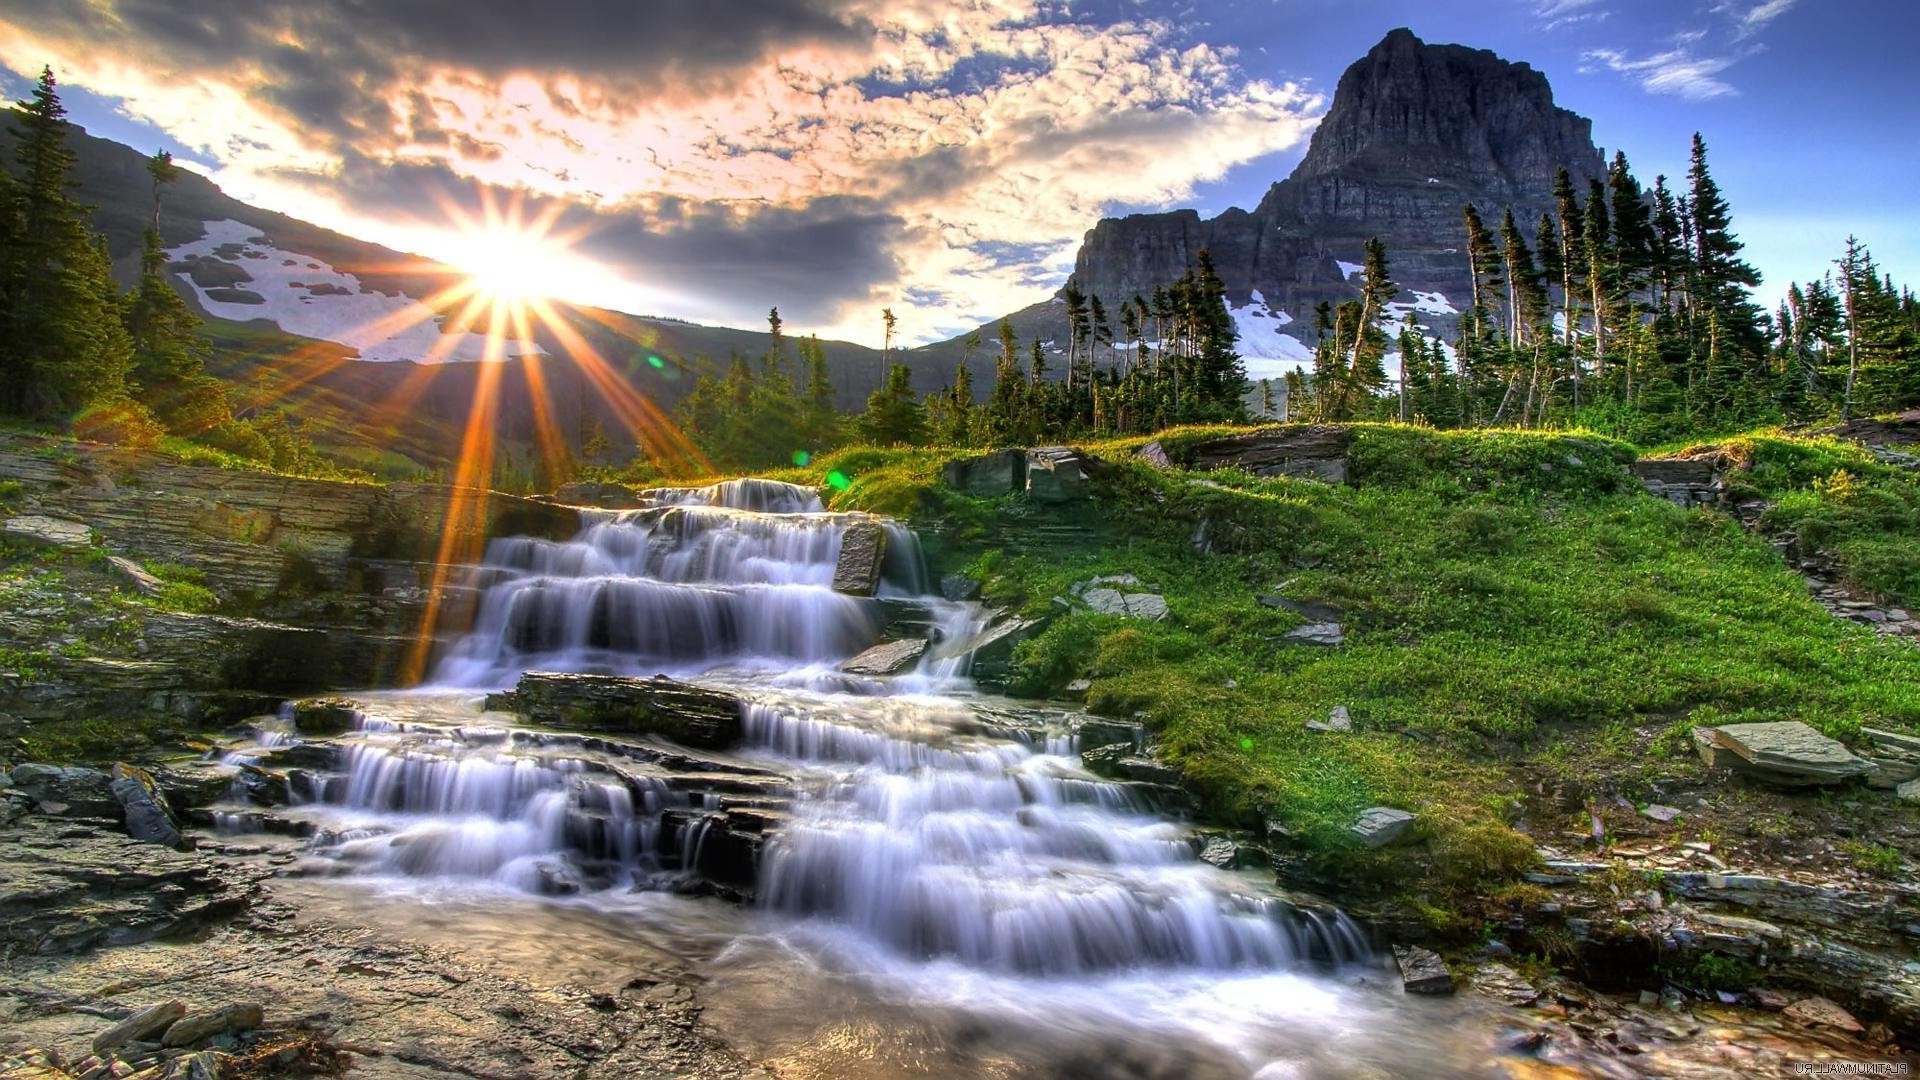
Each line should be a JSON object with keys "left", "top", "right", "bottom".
{"left": 1285, "top": 622, "right": 1345, "bottom": 646}
{"left": 840, "top": 638, "right": 927, "bottom": 677}
{"left": 1025, "top": 447, "right": 1102, "bottom": 503}
{"left": 1393, "top": 945, "right": 1454, "bottom": 994}
{"left": 1693, "top": 721, "right": 1871, "bottom": 786}
{"left": 941, "top": 449, "right": 1028, "bottom": 496}
{"left": 1182, "top": 425, "right": 1351, "bottom": 483}
{"left": 492, "top": 671, "right": 744, "bottom": 750}
{"left": 3, "top": 514, "right": 93, "bottom": 549}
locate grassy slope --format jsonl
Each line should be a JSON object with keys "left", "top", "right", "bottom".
{"left": 768, "top": 424, "right": 1920, "bottom": 923}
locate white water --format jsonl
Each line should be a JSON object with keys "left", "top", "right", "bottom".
{"left": 204, "top": 476, "right": 1535, "bottom": 1075}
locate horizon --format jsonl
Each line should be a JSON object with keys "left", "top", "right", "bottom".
{"left": 2, "top": 1, "right": 1915, "bottom": 350}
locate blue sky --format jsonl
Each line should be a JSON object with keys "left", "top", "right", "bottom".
{"left": 1, "top": 0, "right": 1913, "bottom": 342}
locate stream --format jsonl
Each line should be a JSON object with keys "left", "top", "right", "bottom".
{"left": 197, "top": 479, "right": 1664, "bottom": 1076}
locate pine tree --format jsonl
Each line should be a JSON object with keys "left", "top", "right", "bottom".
{"left": 124, "top": 151, "right": 226, "bottom": 435}
{"left": 1686, "top": 133, "right": 1765, "bottom": 359}
{"left": 798, "top": 334, "right": 839, "bottom": 451}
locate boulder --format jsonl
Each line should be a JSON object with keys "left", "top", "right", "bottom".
{"left": 110, "top": 763, "right": 184, "bottom": 848}
{"left": 1350, "top": 806, "right": 1417, "bottom": 847}
{"left": 1285, "top": 622, "right": 1345, "bottom": 646}
{"left": 1393, "top": 945, "right": 1455, "bottom": 994}
{"left": 839, "top": 638, "right": 928, "bottom": 677}
{"left": 1196, "top": 836, "right": 1239, "bottom": 869}
{"left": 941, "top": 449, "right": 1028, "bottom": 497}
{"left": 1781, "top": 995, "right": 1864, "bottom": 1034}
{"left": 1134, "top": 440, "right": 1173, "bottom": 468}
{"left": 831, "top": 522, "right": 889, "bottom": 597}
{"left": 1080, "top": 587, "right": 1169, "bottom": 621}
{"left": 8, "top": 764, "right": 121, "bottom": 819}
{"left": 161, "top": 1002, "right": 265, "bottom": 1047}
{"left": 93, "top": 1000, "right": 187, "bottom": 1055}
{"left": 3, "top": 514, "right": 93, "bottom": 549}
{"left": 1073, "top": 717, "right": 1136, "bottom": 752}
{"left": 1182, "top": 426, "right": 1351, "bottom": 483}
{"left": 939, "top": 573, "right": 983, "bottom": 601}
{"left": 495, "top": 671, "right": 744, "bottom": 749}
{"left": 1692, "top": 721, "right": 1872, "bottom": 787}
{"left": 1862, "top": 726, "right": 1920, "bottom": 756}
{"left": 552, "top": 481, "right": 646, "bottom": 508}
{"left": 1897, "top": 779, "right": 1920, "bottom": 805}
{"left": 1025, "top": 446, "right": 1102, "bottom": 503}
{"left": 1081, "top": 743, "right": 1182, "bottom": 785}
{"left": 291, "top": 696, "right": 361, "bottom": 735}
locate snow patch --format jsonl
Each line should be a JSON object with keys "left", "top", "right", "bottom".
{"left": 1335, "top": 260, "right": 1364, "bottom": 280}
{"left": 1229, "top": 291, "right": 1314, "bottom": 378}
{"left": 1383, "top": 289, "right": 1459, "bottom": 323}
{"left": 168, "top": 219, "right": 542, "bottom": 363}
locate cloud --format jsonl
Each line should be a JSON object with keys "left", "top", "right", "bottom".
{"left": 1581, "top": 47, "right": 1738, "bottom": 101}
{"left": 1733, "top": 0, "right": 1798, "bottom": 36}
{"left": 1532, "top": 0, "right": 1611, "bottom": 30}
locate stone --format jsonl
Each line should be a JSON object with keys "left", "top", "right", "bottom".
{"left": 830, "top": 521, "right": 889, "bottom": 597}
{"left": 1472, "top": 963, "right": 1538, "bottom": 1006}
{"left": 1080, "top": 743, "right": 1181, "bottom": 785}
{"left": 953, "top": 614, "right": 1046, "bottom": 691}
{"left": 1351, "top": 807, "right": 1417, "bottom": 847}
{"left": 1062, "top": 678, "right": 1091, "bottom": 699}
{"left": 940, "top": 449, "right": 1027, "bottom": 496}
{"left": 1692, "top": 721, "right": 1872, "bottom": 786}
{"left": 1079, "top": 587, "right": 1169, "bottom": 621}
{"left": 1897, "top": 779, "right": 1920, "bottom": 805}
{"left": 839, "top": 638, "right": 928, "bottom": 677}
{"left": 290, "top": 696, "right": 360, "bottom": 735}
{"left": 1025, "top": 446, "right": 1102, "bottom": 503}
{"left": 1639, "top": 803, "right": 1682, "bottom": 824}
{"left": 1258, "top": 594, "right": 1344, "bottom": 623}
{"left": 3, "top": 514, "right": 93, "bottom": 549}
{"left": 1072, "top": 717, "right": 1136, "bottom": 752}
{"left": 1781, "top": 996, "right": 1864, "bottom": 1034}
{"left": 105, "top": 555, "right": 165, "bottom": 597}
{"left": 161, "top": 1003, "right": 264, "bottom": 1048}
{"left": 92, "top": 1001, "right": 187, "bottom": 1056}
{"left": 1197, "top": 836, "right": 1239, "bottom": 869}
{"left": 552, "top": 481, "right": 645, "bottom": 508}
{"left": 1864, "top": 757, "right": 1919, "bottom": 789}
{"left": 495, "top": 671, "right": 744, "bottom": 750}
{"left": 8, "top": 764, "right": 121, "bottom": 819}
{"left": 110, "top": 763, "right": 183, "bottom": 848}
{"left": 1285, "top": 622, "right": 1345, "bottom": 646}
{"left": 1393, "top": 945, "right": 1454, "bottom": 994}
{"left": 1133, "top": 440, "right": 1172, "bottom": 468}
{"left": 1631, "top": 457, "right": 1723, "bottom": 506}
{"left": 1182, "top": 426, "right": 1351, "bottom": 483}
{"left": 939, "top": 574, "right": 982, "bottom": 602}
{"left": 1863, "top": 726, "right": 1920, "bottom": 756}
{"left": 1307, "top": 706, "right": 1352, "bottom": 733}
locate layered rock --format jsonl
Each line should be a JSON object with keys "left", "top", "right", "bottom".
{"left": 489, "top": 671, "right": 745, "bottom": 750}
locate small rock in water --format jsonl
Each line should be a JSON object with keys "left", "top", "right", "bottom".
{"left": 939, "top": 573, "right": 983, "bottom": 602}
{"left": 110, "top": 762, "right": 184, "bottom": 848}
{"left": 838, "top": 638, "right": 928, "bottom": 677}
{"left": 291, "top": 697, "right": 360, "bottom": 735}
{"left": 1393, "top": 945, "right": 1454, "bottom": 994}
{"left": 1350, "top": 807, "right": 1416, "bottom": 847}
{"left": 93, "top": 1001, "right": 187, "bottom": 1055}
{"left": 1196, "top": 836, "right": 1239, "bottom": 869}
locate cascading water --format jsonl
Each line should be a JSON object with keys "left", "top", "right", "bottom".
{"left": 205, "top": 477, "right": 1486, "bottom": 1076}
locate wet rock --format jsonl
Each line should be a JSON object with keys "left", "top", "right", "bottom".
{"left": 1393, "top": 945, "right": 1454, "bottom": 994}
{"left": 110, "top": 763, "right": 183, "bottom": 848}
{"left": 939, "top": 574, "right": 982, "bottom": 602}
{"left": 498, "top": 671, "right": 744, "bottom": 750}
{"left": 8, "top": 764, "right": 121, "bottom": 819}
{"left": 1284, "top": 622, "right": 1345, "bottom": 646}
{"left": 1692, "top": 721, "right": 1872, "bottom": 786}
{"left": 953, "top": 614, "right": 1046, "bottom": 691}
{"left": 1182, "top": 425, "right": 1351, "bottom": 483}
{"left": 1196, "top": 836, "right": 1239, "bottom": 869}
{"left": 1350, "top": 807, "right": 1417, "bottom": 847}
{"left": 290, "top": 697, "right": 360, "bottom": 735}
{"left": 552, "top": 481, "right": 646, "bottom": 509}
{"left": 1897, "top": 779, "right": 1920, "bottom": 805}
{"left": 1080, "top": 743, "right": 1181, "bottom": 785}
{"left": 941, "top": 449, "right": 1027, "bottom": 496}
{"left": 1782, "top": 996, "right": 1864, "bottom": 1034}
{"left": 1025, "top": 446, "right": 1102, "bottom": 503}
{"left": 830, "top": 521, "right": 889, "bottom": 597}
{"left": 93, "top": 1001, "right": 186, "bottom": 1055}
{"left": 1073, "top": 717, "right": 1136, "bottom": 752}
{"left": 839, "top": 638, "right": 927, "bottom": 677}
{"left": 161, "top": 1003, "right": 263, "bottom": 1047}
{"left": 3, "top": 514, "right": 94, "bottom": 549}
{"left": 1471, "top": 963, "right": 1538, "bottom": 1005}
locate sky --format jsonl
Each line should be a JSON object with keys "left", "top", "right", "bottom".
{"left": 0, "top": 0, "right": 1913, "bottom": 348}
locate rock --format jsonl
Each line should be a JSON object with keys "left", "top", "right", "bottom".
{"left": 939, "top": 574, "right": 982, "bottom": 602}
{"left": 149, "top": 765, "right": 238, "bottom": 810}
{"left": 952, "top": 614, "right": 1046, "bottom": 690}
{"left": 1897, "top": 779, "right": 1920, "bottom": 805}
{"left": 1306, "top": 706, "right": 1352, "bottom": 733}
{"left": 1196, "top": 836, "right": 1239, "bottom": 868}
{"left": 1257, "top": 594, "right": 1344, "bottom": 623}
{"left": 830, "top": 521, "right": 889, "bottom": 597}
{"left": 940, "top": 449, "right": 1027, "bottom": 496}
{"left": 839, "top": 638, "right": 927, "bottom": 677}
{"left": 496, "top": 671, "right": 744, "bottom": 750}
{"left": 1863, "top": 726, "right": 1920, "bottom": 756}
{"left": 1134, "top": 440, "right": 1172, "bottom": 468}
{"left": 8, "top": 764, "right": 121, "bottom": 819}
{"left": 290, "top": 697, "right": 360, "bottom": 735}
{"left": 1080, "top": 587, "right": 1168, "bottom": 621}
{"left": 1639, "top": 803, "right": 1682, "bottom": 824}
{"left": 93, "top": 1001, "right": 186, "bottom": 1055}
{"left": 105, "top": 555, "right": 165, "bottom": 597}
{"left": 3, "top": 514, "right": 93, "bottom": 549}
{"left": 1080, "top": 743, "right": 1181, "bottom": 785}
{"left": 110, "top": 763, "right": 183, "bottom": 848}
{"left": 1781, "top": 996, "right": 1864, "bottom": 1034}
{"left": 1472, "top": 963, "right": 1538, "bottom": 1006}
{"left": 1072, "top": 717, "right": 1136, "bottom": 752}
{"left": 1393, "top": 945, "right": 1454, "bottom": 994}
{"left": 161, "top": 1003, "right": 264, "bottom": 1048}
{"left": 1062, "top": 678, "right": 1091, "bottom": 699}
{"left": 1285, "top": 622, "right": 1345, "bottom": 646}
{"left": 1025, "top": 446, "right": 1102, "bottom": 503}
{"left": 552, "top": 481, "right": 645, "bottom": 508}
{"left": 1182, "top": 426, "right": 1352, "bottom": 484}
{"left": 1692, "top": 721, "right": 1872, "bottom": 786}
{"left": 1632, "top": 457, "right": 1723, "bottom": 507}
{"left": 1864, "top": 757, "right": 1919, "bottom": 789}
{"left": 1350, "top": 807, "right": 1416, "bottom": 847}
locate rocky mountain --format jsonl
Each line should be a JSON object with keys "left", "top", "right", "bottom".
{"left": 972, "top": 28, "right": 1606, "bottom": 379}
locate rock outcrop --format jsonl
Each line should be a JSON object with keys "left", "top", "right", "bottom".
{"left": 490, "top": 671, "right": 745, "bottom": 750}
{"left": 1692, "top": 721, "right": 1873, "bottom": 787}
{"left": 1178, "top": 425, "right": 1353, "bottom": 482}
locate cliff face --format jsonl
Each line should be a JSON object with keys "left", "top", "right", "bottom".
{"left": 1040, "top": 28, "right": 1605, "bottom": 364}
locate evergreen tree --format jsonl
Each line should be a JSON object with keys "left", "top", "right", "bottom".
{"left": 859, "top": 363, "right": 924, "bottom": 445}
{"left": 123, "top": 150, "right": 226, "bottom": 435}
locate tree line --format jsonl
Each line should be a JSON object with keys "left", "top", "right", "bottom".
{"left": 0, "top": 68, "right": 347, "bottom": 475}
